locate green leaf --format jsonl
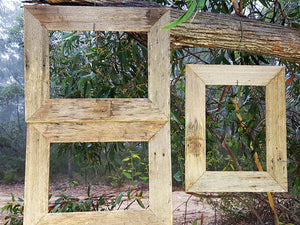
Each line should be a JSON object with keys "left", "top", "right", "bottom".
{"left": 62, "top": 31, "right": 77, "bottom": 40}
{"left": 115, "top": 193, "right": 123, "bottom": 204}
{"left": 132, "top": 154, "right": 140, "bottom": 159}
{"left": 122, "top": 171, "right": 132, "bottom": 179}
{"left": 133, "top": 180, "right": 138, "bottom": 186}
{"left": 192, "top": 219, "right": 198, "bottom": 225}
{"left": 171, "top": 111, "right": 182, "bottom": 125}
{"left": 134, "top": 172, "right": 142, "bottom": 176}
{"left": 173, "top": 170, "right": 182, "bottom": 182}
{"left": 11, "top": 193, "right": 15, "bottom": 202}
{"left": 136, "top": 199, "right": 145, "bottom": 208}
{"left": 87, "top": 184, "right": 91, "bottom": 197}
{"left": 163, "top": 0, "right": 197, "bottom": 29}
{"left": 1, "top": 205, "right": 9, "bottom": 213}
{"left": 198, "top": 0, "right": 206, "bottom": 9}
{"left": 122, "top": 157, "right": 130, "bottom": 162}
{"left": 136, "top": 191, "right": 143, "bottom": 197}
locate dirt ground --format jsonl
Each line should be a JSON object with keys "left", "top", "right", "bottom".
{"left": 0, "top": 183, "right": 220, "bottom": 225}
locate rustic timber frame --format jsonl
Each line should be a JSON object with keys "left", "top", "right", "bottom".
{"left": 185, "top": 65, "right": 287, "bottom": 192}
{"left": 24, "top": 5, "right": 172, "bottom": 225}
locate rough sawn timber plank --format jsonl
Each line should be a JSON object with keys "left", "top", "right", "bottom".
{"left": 25, "top": 5, "right": 167, "bottom": 32}
{"left": 266, "top": 68, "right": 287, "bottom": 191}
{"left": 148, "top": 10, "right": 172, "bottom": 224}
{"left": 188, "top": 171, "right": 286, "bottom": 192}
{"left": 26, "top": 98, "right": 168, "bottom": 123}
{"left": 185, "top": 66, "right": 206, "bottom": 191}
{"left": 24, "top": 7, "right": 50, "bottom": 120}
{"left": 23, "top": 125, "right": 50, "bottom": 224}
{"left": 38, "top": 210, "right": 160, "bottom": 225}
{"left": 32, "top": 121, "right": 166, "bottom": 142}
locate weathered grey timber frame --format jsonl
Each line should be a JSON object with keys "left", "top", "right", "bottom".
{"left": 185, "top": 65, "right": 287, "bottom": 193}
{"left": 24, "top": 5, "right": 172, "bottom": 225}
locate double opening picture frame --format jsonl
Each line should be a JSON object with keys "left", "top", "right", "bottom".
{"left": 24, "top": 5, "right": 172, "bottom": 225}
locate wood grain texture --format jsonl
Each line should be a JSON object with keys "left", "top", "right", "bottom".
{"left": 26, "top": 98, "right": 168, "bottom": 123}
{"left": 148, "top": 11, "right": 172, "bottom": 224}
{"left": 148, "top": 11, "right": 170, "bottom": 117}
{"left": 38, "top": 210, "right": 160, "bottom": 225}
{"left": 25, "top": 5, "right": 167, "bottom": 31}
{"left": 186, "top": 65, "right": 282, "bottom": 86}
{"left": 24, "top": 8, "right": 50, "bottom": 120}
{"left": 149, "top": 124, "right": 172, "bottom": 224}
{"left": 185, "top": 65, "right": 206, "bottom": 191}
{"left": 23, "top": 125, "right": 50, "bottom": 224}
{"left": 187, "top": 171, "right": 286, "bottom": 192}
{"left": 170, "top": 10, "right": 300, "bottom": 63}
{"left": 185, "top": 65, "right": 287, "bottom": 193}
{"left": 266, "top": 67, "right": 287, "bottom": 191}
{"left": 24, "top": 6, "right": 172, "bottom": 224}
{"left": 32, "top": 121, "right": 166, "bottom": 142}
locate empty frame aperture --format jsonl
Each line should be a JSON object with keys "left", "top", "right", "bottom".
{"left": 185, "top": 65, "right": 287, "bottom": 193}
{"left": 24, "top": 6, "right": 172, "bottom": 225}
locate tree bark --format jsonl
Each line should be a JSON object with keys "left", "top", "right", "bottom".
{"left": 170, "top": 10, "right": 300, "bottom": 63}
{"left": 23, "top": 0, "right": 300, "bottom": 62}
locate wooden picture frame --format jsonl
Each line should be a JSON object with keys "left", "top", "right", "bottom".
{"left": 24, "top": 6, "right": 172, "bottom": 224}
{"left": 185, "top": 65, "right": 287, "bottom": 192}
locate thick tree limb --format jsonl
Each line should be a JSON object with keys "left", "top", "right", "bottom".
{"left": 23, "top": 0, "right": 300, "bottom": 62}
{"left": 171, "top": 10, "right": 300, "bottom": 63}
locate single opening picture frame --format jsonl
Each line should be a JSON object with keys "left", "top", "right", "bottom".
{"left": 24, "top": 5, "right": 172, "bottom": 225}
{"left": 185, "top": 65, "right": 287, "bottom": 193}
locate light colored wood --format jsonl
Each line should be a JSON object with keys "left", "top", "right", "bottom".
{"left": 33, "top": 121, "right": 166, "bottom": 142}
{"left": 186, "top": 65, "right": 283, "bottom": 86}
{"left": 148, "top": 11, "right": 172, "bottom": 224}
{"left": 23, "top": 125, "right": 50, "bottom": 224}
{"left": 266, "top": 68, "right": 287, "bottom": 191}
{"left": 38, "top": 210, "right": 160, "bottom": 225}
{"left": 27, "top": 98, "right": 168, "bottom": 123}
{"left": 149, "top": 124, "right": 172, "bottom": 224}
{"left": 25, "top": 5, "right": 167, "bottom": 32}
{"left": 185, "top": 65, "right": 287, "bottom": 193}
{"left": 24, "top": 6, "right": 172, "bottom": 225}
{"left": 187, "top": 172, "right": 286, "bottom": 192}
{"left": 148, "top": 11, "right": 170, "bottom": 117}
{"left": 185, "top": 65, "right": 206, "bottom": 191}
{"left": 24, "top": 8, "right": 50, "bottom": 120}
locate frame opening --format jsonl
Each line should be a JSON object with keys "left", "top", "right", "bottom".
{"left": 49, "top": 142, "right": 149, "bottom": 213}
{"left": 206, "top": 85, "right": 266, "bottom": 172}
{"left": 49, "top": 31, "right": 148, "bottom": 99}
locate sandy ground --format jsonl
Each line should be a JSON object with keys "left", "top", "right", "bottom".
{"left": 0, "top": 183, "right": 219, "bottom": 225}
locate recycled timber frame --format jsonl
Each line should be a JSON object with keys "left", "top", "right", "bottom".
{"left": 24, "top": 6, "right": 172, "bottom": 225}
{"left": 185, "top": 65, "right": 287, "bottom": 193}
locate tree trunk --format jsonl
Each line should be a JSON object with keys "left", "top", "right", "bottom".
{"left": 24, "top": 0, "right": 300, "bottom": 62}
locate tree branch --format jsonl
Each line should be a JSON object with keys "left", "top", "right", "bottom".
{"left": 170, "top": 10, "right": 300, "bottom": 63}
{"left": 23, "top": 0, "right": 300, "bottom": 62}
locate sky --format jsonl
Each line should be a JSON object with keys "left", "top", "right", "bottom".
{"left": 1, "top": 0, "right": 22, "bottom": 10}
